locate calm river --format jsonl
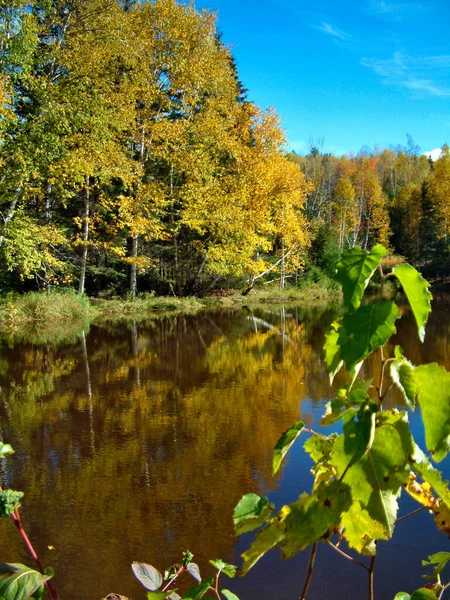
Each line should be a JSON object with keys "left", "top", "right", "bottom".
{"left": 0, "top": 297, "right": 449, "bottom": 599}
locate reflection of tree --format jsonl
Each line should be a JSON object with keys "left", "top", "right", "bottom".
{"left": 0, "top": 306, "right": 341, "bottom": 598}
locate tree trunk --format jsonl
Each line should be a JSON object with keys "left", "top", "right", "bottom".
{"left": 79, "top": 176, "right": 90, "bottom": 295}
{"left": 0, "top": 195, "right": 19, "bottom": 246}
{"left": 130, "top": 234, "right": 138, "bottom": 299}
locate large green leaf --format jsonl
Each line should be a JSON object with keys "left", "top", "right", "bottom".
{"left": 393, "top": 263, "right": 432, "bottom": 342}
{"left": 330, "top": 413, "right": 411, "bottom": 538}
{"left": 336, "top": 244, "right": 388, "bottom": 311}
{"left": 342, "top": 402, "right": 377, "bottom": 473}
{"left": 241, "top": 481, "right": 351, "bottom": 573}
{"left": 339, "top": 302, "right": 401, "bottom": 377}
{"left": 341, "top": 501, "right": 388, "bottom": 555}
{"left": 272, "top": 421, "right": 305, "bottom": 475}
{"left": 280, "top": 481, "right": 351, "bottom": 558}
{"left": 241, "top": 516, "right": 286, "bottom": 575}
{"left": 233, "top": 494, "right": 273, "bottom": 536}
{"left": 323, "top": 320, "right": 344, "bottom": 382}
{"left": 414, "top": 363, "right": 450, "bottom": 462}
{"left": 0, "top": 564, "right": 51, "bottom": 600}
{"left": 146, "top": 592, "right": 171, "bottom": 600}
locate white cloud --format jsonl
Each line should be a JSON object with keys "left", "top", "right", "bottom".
{"left": 424, "top": 148, "right": 443, "bottom": 161}
{"left": 317, "top": 22, "right": 351, "bottom": 41}
{"left": 367, "top": 0, "right": 424, "bottom": 18}
{"left": 361, "top": 51, "right": 450, "bottom": 97}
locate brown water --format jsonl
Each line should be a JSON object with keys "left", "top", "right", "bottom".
{"left": 0, "top": 299, "right": 449, "bottom": 600}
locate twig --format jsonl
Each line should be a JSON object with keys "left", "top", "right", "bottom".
{"left": 326, "top": 541, "right": 369, "bottom": 571}
{"left": 299, "top": 543, "right": 317, "bottom": 600}
{"left": 161, "top": 565, "right": 185, "bottom": 592}
{"left": 396, "top": 506, "right": 427, "bottom": 523}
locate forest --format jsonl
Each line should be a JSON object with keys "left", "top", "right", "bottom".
{"left": 0, "top": 0, "right": 449, "bottom": 299}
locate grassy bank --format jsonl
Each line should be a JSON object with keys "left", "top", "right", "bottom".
{"left": 0, "top": 284, "right": 340, "bottom": 343}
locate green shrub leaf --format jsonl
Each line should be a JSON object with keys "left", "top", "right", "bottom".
{"left": 233, "top": 494, "right": 273, "bottom": 536}
{"left": 272, "top": 421, "right": 305, "bottom": 475}
{"left": 410, "top": 589, "right": 438, "bottom": 599}
{"left": 0, "top": 563, "right": 51, "bottom": 600}
{"left": 182, "top": 578, "right": 213, "bottom": 599}
{"left": 0, "top": 490, "right": 23, "bottom": 518}
{"left": 209, "top": 560, "right": 237, "bottom": 578}
{"left": 414, "top": 363, "right": 450, "bottom": 462}
{"left": 393, "top": 263, "right": 432, "bottom": 342}
{"left": 336, "top": 244, "right": 388, "bottom": 311}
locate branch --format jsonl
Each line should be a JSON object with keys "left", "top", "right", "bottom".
{"left": 326, "top": 541, "right": 369, "bottom": 572}
{"left": 299, "top": 543, "right": 317, "bottom": 600}
{"left": 247, "top": 243, "right": 298, "bottom": 285}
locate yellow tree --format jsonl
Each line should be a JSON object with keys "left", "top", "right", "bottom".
{"left": 428, "top": 148, "right": 450, "bottom": 247}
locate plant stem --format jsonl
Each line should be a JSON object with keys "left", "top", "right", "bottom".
{"left": 368, "top": 555, "right": 376, "bottom": 600}
{"left": 326, "top": 541, "right": 369, "bottom": 572}
{"left": 299, "top": 543, "right": 317, "bottom": 600}
{"left": 438, "top": 581, "right": 450, "bottom": 599}
{"left": 161, "top": 566, "right": 185, "bottom": 592}
{"left": 11, "top": 506, "right": 59, "bottom": 600}
{"left": 396, "top": 506, "right": 427, "bottom": 523}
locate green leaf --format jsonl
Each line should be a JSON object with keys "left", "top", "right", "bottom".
{"left": 391, "top": 357, "right": 417, "bottom": 410}
{"left": 304, "top": 435, "right": 334, "bottom": 463}
{"left": 241, "top": 516, "right": 287, "bottom": 575}
{"left": 147, "top": 593, "right": 171, "bottom": 600}
{"left": 339, "top": 302, "right": 401, "bottom": 378}
{"left": 414, "top": 363, "right": 450, "bottom": 462}
{"left": 324, "top": 320, "right": 344, "bottom": 382}
{"left": 0, "top": 490, "right": 24, "bottom": 518}
{"left": 272, "top": 421, "right": 305, "bottom": 474}
{"left": 343, "top": 402, "right": 377, "bottom": 473}
{"left": 281, "top": 480, "right": 352, "bottom": 558}
{"left": 209, "top": 560, "right": 237, "bottom": 578}
{"left": 410, "top": 589, "right": 438, "bottom": 600}
{"left": 186, "top": 563, "right": 201, "bottom": 583}
{"left": 342, "top": 501, "right": 388, "bottom": 555}
{"left": 393, "top": 263, "right": 432, "bottom": 342}
{"left": 336, "top": 244, "right": 388, "bottom": 311}
{"left": 132, "top": 563, "right": 163, "bottom": 591}
{"left": 0, "top": 443, "right": 14, "bottom": 459}
{"left": 182, "top": 578, "right": 213, "bottom": 599}
{"left": 233, "top": 494, "right": 274, "bottom": 536}
{"left": 0, "top": 563, "right": 51, "bottom": 600}
{"left": 331, "top": 414, "right": 411, "bottom": 537}
{"left": 221, "top": 591, "right": 240, "bottom": 600}
{"left": 422, "top": 552, "right": 450, "bottom": 579}
{"left": 394, "top": 594, "right": 411, "bottom": 600}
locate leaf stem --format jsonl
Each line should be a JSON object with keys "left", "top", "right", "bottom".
{"left": 299, "top": 543, "right": 317, "bottom": 600}
{"left": 326, "top": 541, "right": 369, "bottom": 571}
{"left": 368, "top": 554, "right": 376, "bottom": 600}
{"left": 395, "top": 506, "right": 427, "bottom": 524}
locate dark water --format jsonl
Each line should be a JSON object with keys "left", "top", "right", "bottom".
{"left": 0, "top": 298, "right": 449, "bottom": 600}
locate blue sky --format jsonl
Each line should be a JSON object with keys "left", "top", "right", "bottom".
{"left": 198, "top": 0, "right": 450, "bottom": 156}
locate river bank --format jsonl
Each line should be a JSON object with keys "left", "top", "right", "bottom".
{"left": 0, "top": 285, "right": 339, "bottom": 343}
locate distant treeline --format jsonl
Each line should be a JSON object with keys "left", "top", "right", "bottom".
{"left": 0, "top": 1, "right": 448, "bottom": 298}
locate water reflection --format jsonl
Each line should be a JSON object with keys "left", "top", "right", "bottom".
{"left": 0, "top": 300, "right": 448, "bottom": 599}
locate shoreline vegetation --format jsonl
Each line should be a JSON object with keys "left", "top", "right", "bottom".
{"left": 0, "top": 284, "right": 340, "bottom": 342}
